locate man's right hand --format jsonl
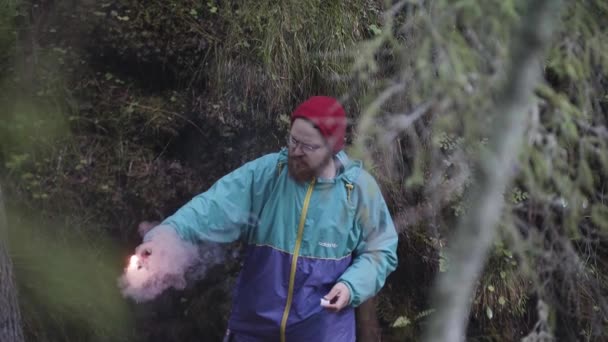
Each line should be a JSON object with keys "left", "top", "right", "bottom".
{"left": 120, "top": 225, "right": 199, "bottom": 301}
{"left": 135, "top": 242, "right": 153, "bottom": 260}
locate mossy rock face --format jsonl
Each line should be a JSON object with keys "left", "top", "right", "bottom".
{"left": 1, "top": 0, "right": 380, "bottom": 232}
{"left": 81, "top": 1, "right": 223, "bottom": 87}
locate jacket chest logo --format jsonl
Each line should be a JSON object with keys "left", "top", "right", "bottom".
{"left": 318, "top": 241, "right": 338, "bottom": 248}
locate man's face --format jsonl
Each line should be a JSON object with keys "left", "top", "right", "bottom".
{"left": 287, "top": 118, "right": 332, "bottom": 183}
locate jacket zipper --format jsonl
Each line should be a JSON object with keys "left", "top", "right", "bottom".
{"left": 279, "top": 178, "right": 316, "bottom": 342}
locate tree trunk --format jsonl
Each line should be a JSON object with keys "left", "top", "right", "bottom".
{"left": 422, "top": 1, "right": 563, "bottom": 341}
{"left": 356, "top": 297, "right": 381, "bottom": 342}
{"left": 0, "top": 184, "right": 25, "bottom": 342}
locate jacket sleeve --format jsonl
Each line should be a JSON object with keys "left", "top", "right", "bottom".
{"left": 337, "top": 174, "right": 398, "bottom": 307}
{"left": 144, "top": 153, "right": 280, "bottom": 244}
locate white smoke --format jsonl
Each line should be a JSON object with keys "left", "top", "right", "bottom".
{"left": 118, "top": 225, "right": 231, "bottom": 302}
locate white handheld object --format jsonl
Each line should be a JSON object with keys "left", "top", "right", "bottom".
{"left": 320, "top": 298, "right": 330, "bottom": 307}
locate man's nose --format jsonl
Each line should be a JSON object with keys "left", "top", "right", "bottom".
{"left": 291, "top": 144, "right": 305, "bottom": 156}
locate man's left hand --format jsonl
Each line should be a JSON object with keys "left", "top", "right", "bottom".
{"left": 322, "top": 282, "right": 350, "bottom": 312}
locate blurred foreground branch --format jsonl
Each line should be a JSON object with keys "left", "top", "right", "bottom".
{"left": 0, "top": 184, "right": 25, "bottom": 342}
{"left": 422, "top": 1, "right": 563, "bottom": 341}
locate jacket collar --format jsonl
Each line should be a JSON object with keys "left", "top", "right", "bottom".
{"left": 277, "top": 148, "right": 362, "bottom": 184}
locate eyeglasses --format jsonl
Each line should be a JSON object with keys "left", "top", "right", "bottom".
{"left": 287, "top": 135, "right": 323, "bottom": 153}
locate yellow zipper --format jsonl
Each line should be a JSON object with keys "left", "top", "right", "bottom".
{"left": 280, "top": 178, "right": 316, "bottom": 342}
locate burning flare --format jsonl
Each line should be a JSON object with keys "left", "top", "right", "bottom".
{"left": 118, "top": 225, "right": 202, "bottom": 302}
{"left": 128, "top": 255, "right": 139, "bottom": 270}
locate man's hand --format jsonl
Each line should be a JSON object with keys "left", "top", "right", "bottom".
{"left": 119, "top": 225, "right": 199, "bottom": 302}
{"left": 135, "top": 241, "right": 154, "bottom": 260}
{"left": 322, "top": 282, "right": 351, "bottom": 312}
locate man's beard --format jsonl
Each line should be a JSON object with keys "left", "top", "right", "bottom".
{"left": 287, "top": 156, "right": 315, "bottom": 183}
{"left": 287, "top": 154, "right": 331, "bottom": 183}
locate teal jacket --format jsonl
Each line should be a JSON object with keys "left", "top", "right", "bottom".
{"left": 145, "top": 148, "right": 398, "bottom": 341}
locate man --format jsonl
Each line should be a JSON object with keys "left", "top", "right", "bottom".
{"left": 137, "top": 96, "right": 398, "bottom": 341}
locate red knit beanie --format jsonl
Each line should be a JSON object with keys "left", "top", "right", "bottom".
{"left": 291, "top": 96, "right": 347, "bottom": 154}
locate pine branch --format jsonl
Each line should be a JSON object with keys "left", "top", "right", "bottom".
{"left": 422, "top": 1, "right": 564, "bottom": 341}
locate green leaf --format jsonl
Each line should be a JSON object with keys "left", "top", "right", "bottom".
{"left": 439, "top": 249, "right": 448, "bottom": 272}
{"left": 391, "top": 316, "right": 411, "bottom": 328}
{"left": 369, "top": 24, "right": 382, "bottom": 36}
{"left": 487, "top": 285, "right": 495, "bottom": 292}
{"left": 414, "top": 308, "right": 435, "bottom": 320}
{"left": 591, "top": 205, "right": 608, "bottom": 231}
{"left": 21, "top": 172, "right": 34, "bottom": 180}
{"left": 561, "top": 117, "right": 579, "bottom": 142}
{"left": 498, "top": 296, "right": 506, "bottom": 306}
{"left": 486, "top": 306, "right": 493, "bottom": 320}
{"left": 577, "top": 160, "right": 594, "bottom": 193}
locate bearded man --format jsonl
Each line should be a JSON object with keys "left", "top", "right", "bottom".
{"left": 136, "top": 96, "right": 398, "bottom": 342}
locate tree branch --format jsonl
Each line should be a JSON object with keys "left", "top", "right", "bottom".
{"left": 422, "top": 1, "right": 564, "bottom": 341}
